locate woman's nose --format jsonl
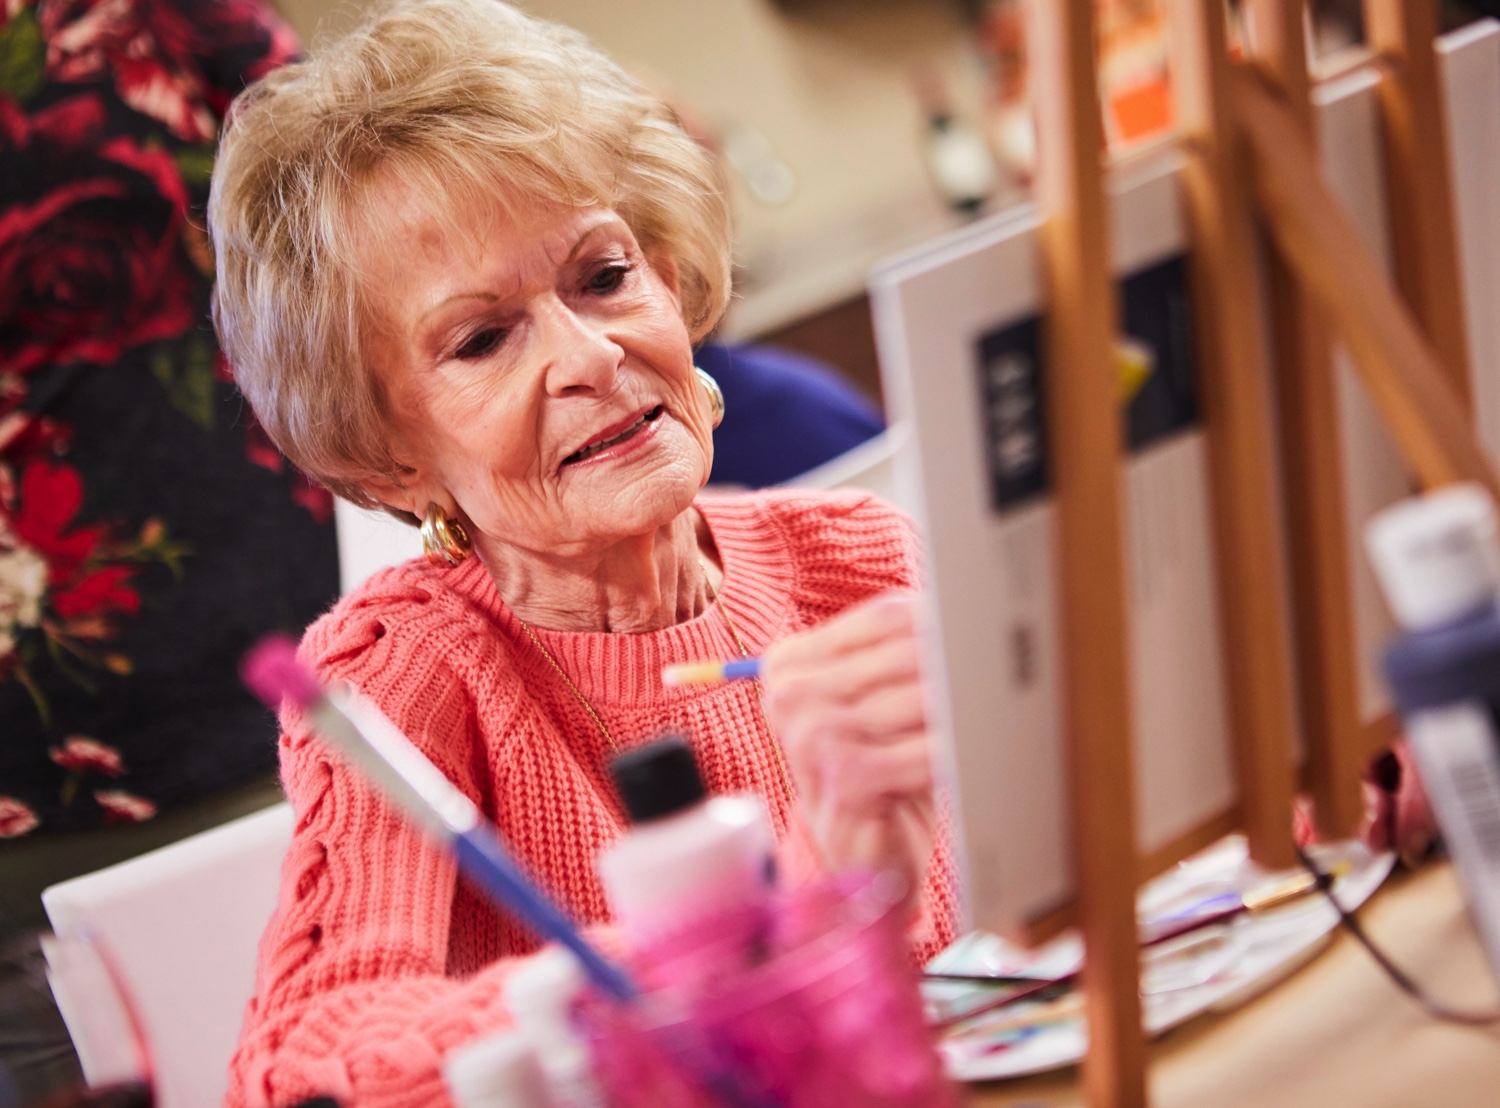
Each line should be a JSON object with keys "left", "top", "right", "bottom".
{"left": 537, "top": 297, "right": 622, "bottom": 397}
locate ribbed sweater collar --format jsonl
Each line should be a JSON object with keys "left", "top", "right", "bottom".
{"left": 437, "top": 493, "right": 797, "bottom": 706}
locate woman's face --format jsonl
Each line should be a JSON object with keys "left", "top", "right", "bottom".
{"left": 358, "top": 179, "right": 714, "bottom": 560}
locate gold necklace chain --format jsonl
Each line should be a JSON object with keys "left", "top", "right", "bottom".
{"left": 519, "top": 620, "right": 619, "bottom": 751}
{"left": 516, "top": 561, "right": 795, "bottom": 807}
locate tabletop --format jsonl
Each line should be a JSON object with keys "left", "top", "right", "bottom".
{"left": 964, "top": 860, "right": 1500, "bottom": 1107}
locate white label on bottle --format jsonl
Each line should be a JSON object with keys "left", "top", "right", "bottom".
{"left": 1407, "top": 700, "right": 1500, "bottom": 985}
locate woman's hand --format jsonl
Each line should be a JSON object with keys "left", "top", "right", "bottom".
{"left": 760, "top": 593, "right": 937, "bottom": 909}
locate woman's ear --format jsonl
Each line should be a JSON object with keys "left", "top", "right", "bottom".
{"left": 358, "top": 466, "right": 436, "bottom": 520}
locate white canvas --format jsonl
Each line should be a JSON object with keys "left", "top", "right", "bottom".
{"left": 871, "top": 152, "right": 1236, "bottom": 933}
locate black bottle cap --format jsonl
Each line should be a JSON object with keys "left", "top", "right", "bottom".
{"left": 609, "top": 735, "right": 706, "bottom": 823}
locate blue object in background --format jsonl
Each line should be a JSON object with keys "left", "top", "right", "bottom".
{"left": 698, "top": 343, "right": 885, "bottom": 488}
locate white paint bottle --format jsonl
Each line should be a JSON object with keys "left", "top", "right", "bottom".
{"left": 598, "top": 736, "right": 774, "bottom": 962}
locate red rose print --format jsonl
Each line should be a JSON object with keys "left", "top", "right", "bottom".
{"left": 94, "top": 789, "right": 155, "bottom": 822}
{"left": 151, "top": 0, "right": 300, "bottom": 117}
{"left": 0, "top": 93, "right": 195, "bottom": 376}
{"left": 243, "top": 416, "right": 283, "bottom": 475}
{"left": 40, "top": 0, "right": 217, "bottom": 142}
{"left": 51, "top": 564, "right": 139, "bottom": 619}
{"left": 37, "top": 0, "right": 300, "bottom": 138}
{"left": 0, "top": 375, "right": 73, "bottom": 461}
{"left": 245, "top": 14, "right": 299, "bottom": 87}
{"left": 0, "top": 470, "right": 14, "bottom": 535}
{"left": 291, "top": 477, "right": 334, "bottom": 525}
{"left": 10, "top": 460, "right": 102, "bottom": 579}
{"left": 0, "top": 412, "right": 71, "bottom": 461}
{"left": 49, "top": 735, "right": 126, "bottom": 776}
{"left": 6, "top": 460, "right": 140, "bottom": 619}
{"left": 243, "top": 399, "right": 334, "bottom": 522}
{"left": 0, "top": 797, "right": 38, "bottom": 839}
{"left": 2, "top": 455, "right": 187, "bottom": 712}
{"left": 3, "top": 0, "right": 315, "bottom": 830}
{"left": 0, "top": 796, "right": 39, "bottom": 837}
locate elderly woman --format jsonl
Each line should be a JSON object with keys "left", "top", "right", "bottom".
{"left": 210, "top": 1, "right": 957, "bottom": 1104}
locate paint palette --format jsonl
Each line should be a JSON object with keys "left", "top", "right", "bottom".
{"left": 924, "top": 835, "right": 1395, "bottom": 1082}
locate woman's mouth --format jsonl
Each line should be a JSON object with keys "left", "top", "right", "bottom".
{"left": 563, "top": 405, "right": 664, "bottom": 465}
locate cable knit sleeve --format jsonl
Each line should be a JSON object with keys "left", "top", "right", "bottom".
{"left": 226, "top": 578, "right": 518, "bottom": 1108}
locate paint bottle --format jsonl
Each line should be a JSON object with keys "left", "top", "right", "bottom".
{"left": 924, "top": 112, "right": 998, "bottom": 215}
{"left": 501, "top": 949, "right": 603, "bottom": 1108}
{"left": 598, "top": 736, "right": 774, "bottom": 967}
{"left": 1367, "top": 482, "right": 1500, "bottom": 980}
{"left": 443, "top": 1029, "right": 551, "bottom": 1108}
{"left": 911, "top": 65, "right": 998, "bottom": 215}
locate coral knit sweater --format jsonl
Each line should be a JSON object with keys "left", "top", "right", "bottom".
{"left": 226, "top": 489, "right": 960, "bottom": 1108}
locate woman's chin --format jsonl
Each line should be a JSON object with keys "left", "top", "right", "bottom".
{"left": 559, "top": 449, "right": 705, "bottom": 535}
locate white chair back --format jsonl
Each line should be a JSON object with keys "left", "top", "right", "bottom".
{"left": 334, "top": 499, "right": 423, "bottom": 594}
{"left": 41, "top": 803, "right": 294, "bottom": 1108}
{"left": 781, "top": 424, "right": 913, "bottom": 512}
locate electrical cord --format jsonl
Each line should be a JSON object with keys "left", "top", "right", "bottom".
{"left": 1295, "top": 842, "right": 1500, "bottom": 1026}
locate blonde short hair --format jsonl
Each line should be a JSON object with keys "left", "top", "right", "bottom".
{"left": 209, "top": 0, "right": 731, "bottom": 510}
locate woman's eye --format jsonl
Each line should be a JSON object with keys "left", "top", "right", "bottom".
{"left": 586, "top": 264, "right": 631, "bottom": 295}
{"left": 454, "top": 327, "right": 505, "bottom": 360}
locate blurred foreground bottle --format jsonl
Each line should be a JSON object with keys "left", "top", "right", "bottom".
{"left": 1368, "top": 483, "right": 1500, "bottom": 984}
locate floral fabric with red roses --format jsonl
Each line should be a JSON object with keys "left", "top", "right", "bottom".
{"left": 0, "top": 0, "right": 339, "bottom": 835}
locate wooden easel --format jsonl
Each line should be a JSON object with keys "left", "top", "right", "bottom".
{"left": 1025, "top": 0, "right": 1496, "bottom": 1103}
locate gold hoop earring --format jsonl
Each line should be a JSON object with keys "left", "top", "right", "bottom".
{"left": 421, "top": 503, "right": 472, "bottom": 567}
{"left": 695, "top": 366, "right": 724, "bottom": 429}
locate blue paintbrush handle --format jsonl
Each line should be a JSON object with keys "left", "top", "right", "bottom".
{"left": 453, "top": 828, "right": 637, "bottom": 1001}
{"left": 721, "top": 657, "right": 761, "bottom": 681}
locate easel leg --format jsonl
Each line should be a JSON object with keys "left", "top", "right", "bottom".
{"left": 1363, "top": 0, "right": 1474, "bottom": 405}
{"left": 1243, "top": 0, "right": 1367, "bottom": 839}
{"left": 1169, "top": 0, "right": 1300, "bottom": 870}
{"left": 1028, "top": 0, "right": 1146, "bottom": 1102}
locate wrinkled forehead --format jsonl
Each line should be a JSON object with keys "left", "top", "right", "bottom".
{"left": 342, "top": 159, "right": 634, "bottom": 349}
{"left": 344, "top": 157, "right": 605, "bottom": 310}
{"left": 348, "top": 160, "right": 533, "bottom": 282}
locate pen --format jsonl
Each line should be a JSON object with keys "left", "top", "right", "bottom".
{"left": 662, "top": 657, "right": 762, "bottom": 686}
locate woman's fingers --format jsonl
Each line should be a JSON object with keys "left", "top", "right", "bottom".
{"left": 762, "top": 592, "right": 929, "bottom": 747}
{"left": 776, "top": 683, "right": 928, "bottom": 759}
{"left": 818, "top": 733, "right": 934, "bottom": 809}
{"left": 805, "top": 737, "right": 937, "bottom": 887}
{"left": 763, "top": 635, "right": 923, "bottom": 720}
{"left": 760, "top": 590, "right": 939, "bottom": 902}
{"left": 792, "top": 730, "right": 934, "bottom": 812}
